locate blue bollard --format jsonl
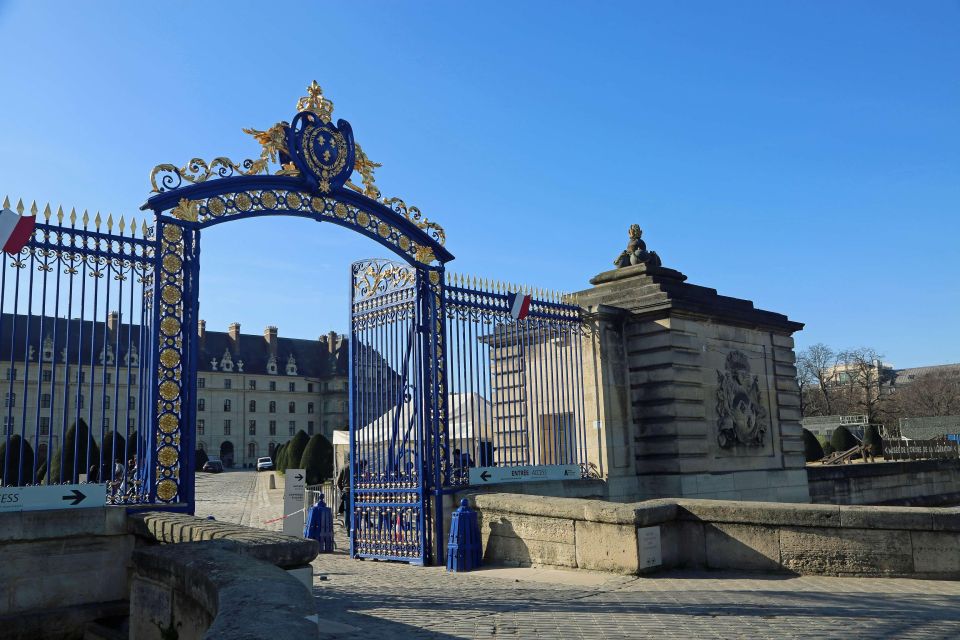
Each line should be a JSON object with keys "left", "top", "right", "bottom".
{"left": 304, "top": 494, "right": 334, "bottom": 553}
{"left": 446, "top": 498, "right": 482, "bottom": 572}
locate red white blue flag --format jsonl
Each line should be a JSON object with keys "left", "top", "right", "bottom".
{"left": 0, "top": 208, "right": 35, "bottom": 254}
{"left": 507, "top": 291, "right": 532, "bottom": 321}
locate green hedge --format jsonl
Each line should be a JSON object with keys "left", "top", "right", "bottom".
{"left": 0, "top": 434, "right": 35, "bottom": 486}
{"left": 50, "top": 419, "right": 100, "bottom": 484}
{"left": 299, "top": 434, "right": 333, "bottom": 485}
{"left": 830, "top": 425, "right": 858, "bottom": 453}
{"left": 284, "top": 431, "right": 310, "bottom": 473}
{"left": 802, "top": 428, "right": 824, "bottom": 462}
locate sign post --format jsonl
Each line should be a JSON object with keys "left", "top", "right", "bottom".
{"left": 0, "top": 484, "right": 107, "bottom": 513}
{"left": 283, "top": 469, "right": 306, "bottom": 536}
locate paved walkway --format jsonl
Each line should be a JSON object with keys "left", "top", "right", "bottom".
{"left": 197, "top": 471, "right": 960, "bottom": 639}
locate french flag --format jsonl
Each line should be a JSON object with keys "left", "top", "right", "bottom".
{"left": 507, "top": 291, "right": 532, "bottom": 321}
{"left": 0, "top": 208, "right": 35, "bottom": 254}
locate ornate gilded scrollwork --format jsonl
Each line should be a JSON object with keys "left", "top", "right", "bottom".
{"left": 150, "top": 157, "right": 268, "bottom": 193}
{"left": 384, "top": 198, "right": 445, "bottom": 246}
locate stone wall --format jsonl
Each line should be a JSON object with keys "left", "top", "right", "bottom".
{"left": 808, "top": 459, "right": 960, "bottom": 506}
{"left": 0, "top": 507, "right": 132, "bottom": 640}
{"left": 127, "top": 512, "right": 320, "bottom": 640}
{"left": 471, "top": 493, "right": 960, "bottom": 579}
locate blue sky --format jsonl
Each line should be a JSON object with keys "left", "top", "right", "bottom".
{"left": 0, "top": 1, "right": 957, "bottom": 367}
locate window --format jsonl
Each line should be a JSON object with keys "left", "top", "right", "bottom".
{"left": 224, "top": 399, "right": 232, "bottom": 412}
{"left": 249, "top": 420, "right": 256, "bottom": 436}
{"left": 102, "top": 416, "right": 110, "bottom": 428}
{"left": 307, "top": 402, "right": 314, "bottom": 414}
{"left": 288, "top": 401, "right": 295, "bottom": 413}
{"left": 224, "top": 419, "right": 231, "bottom": 436}
{"left": 42, "top": 369, "right": 52, "bottom": 382}
{"left": 41, "top": 393, "right": 51, "bottom": 409}
{"left": 104, "top": 396, "right": 111, "bottom": 410}
{"left": 130, "top": 373, "right": 137, "bottom": 385}
{"left": 6, "top": 392, "right": 16, "bottom": 407}
{"left": 269, "top": 420, "right": 276, "bottom": 435}
{"left": 5, "top": 368, "right": 16, "bottom": 380}
{"left": 247, "top": 400, "right": 256, "bottom": 413}
{"left": 77, "top": 371, "right": 85, "bottom": 383}
{"left": 307, "top": 383, "right": 314, "bottom": 393}
{"left": 198, "top": 398, "right": 206, "bottom": 411}
{"left": 128, "top": 396, "right": 136, "bottom": 410}
{"left": 224, "top": 378, "right": 232, "bottom": 389}
{"left": 77, "top": 394, "right": 84, "bottom": 409}
{"left": 269, "top": 381, "right": 276, "bottom": 392}
{"left": 247, "top": 442, "right": 256, "bottom": 459}
{"left": 197, "top": 419, "right": 205, "bottom": 435}
{"left": 307, "top": 421, "right": 314, "bottom": 435}
{"left": 198, "top": 377, "right": 206, "bottom": 388}
{"left": 288, "top": 382, "right": 296, "bottom": 392}
{"left": 269, "top": 401, "right": 276, "bottom": 413}
{"left": 288, "top": 421, "right": 295, "bottom": 435}
{"left": 39, "top": 417, "right": 50, "bottom": 436}
{"left": 3, "top": 416, "right": 13, "bottom": 434}
{"left": 105, "top": 372, "right": 112, "bottom": 385}
{"left": 128, "top": 418, "right": 135, "bottom": 430}
{"left": 249, "top": 379, "right": 256, "bottom": 390}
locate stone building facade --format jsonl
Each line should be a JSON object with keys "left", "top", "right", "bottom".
{"left": 0, "top": 313, "right": 349, "bottom": 469}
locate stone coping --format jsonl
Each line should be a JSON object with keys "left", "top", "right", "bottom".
{"left": 470, "top": 494, "right": 960, "bottom": 532}
{"left": 807, "top": 458, "right": 960, "bottom": 480}
{"left": 132, "top": 542, "right": 318, "bottom": 640}
{"left": 129, "top": 511, "right": 318, "bottom": 569}
{"left": 0, "top": 506, "right": 127, "bottom": 543}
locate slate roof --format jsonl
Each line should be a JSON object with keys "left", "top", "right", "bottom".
{"left": 0, "top": 313, "right": 348, "bottom": 379}
{"left": 894, "top": 363, "right": 960, "bottom": 385}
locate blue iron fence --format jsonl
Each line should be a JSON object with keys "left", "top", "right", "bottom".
{"left": 0, "top": 199, "right": 157, "bottom": 505}
{"left": 442, "top": 273, "right": 588, "bottom": 486}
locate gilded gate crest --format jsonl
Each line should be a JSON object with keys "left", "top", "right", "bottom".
{"left": 715, "top": 350, "right": 769, "bottom": 448}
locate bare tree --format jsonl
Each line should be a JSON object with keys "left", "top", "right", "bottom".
{"left": 836, "top": 347, "right": 891, "bottom": 424}
{"left": 897, "top": 371, "right": 960, "bottom": 417}
{"left": 797, "top": 343, "right": 838, "bottom": 416}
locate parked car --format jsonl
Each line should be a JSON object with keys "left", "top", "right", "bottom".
{"left": 202, "top": 459, "right": 224, "bottom": 473}
{"left": 256, "top": 456, "right": 274, "bottom": 472}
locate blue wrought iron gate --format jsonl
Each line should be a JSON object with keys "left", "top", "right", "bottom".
{"left": 349, "top": 259, "right": 445, "bottom": 564}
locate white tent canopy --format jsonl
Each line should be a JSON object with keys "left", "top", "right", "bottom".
{"left": 333, "top": 392, "right": 494, "bottom": 447}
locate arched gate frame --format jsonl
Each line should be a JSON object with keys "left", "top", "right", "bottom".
{"left": 141, "top": 84, "right": 453, "bottom": 564}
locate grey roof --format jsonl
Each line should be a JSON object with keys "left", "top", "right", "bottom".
{"left": 0, "top": 313, "right": 348, "bottom": 379}
{"left": 893, "top": 363, "right": 960, "bottom": 385}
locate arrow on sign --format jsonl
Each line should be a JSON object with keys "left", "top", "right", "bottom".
{"left": 62, "top": 489, "right": 86, "bottom": 506}
{"left": 295, "top": 473, "right": 304, "bottom": 482}
{"left": 480, "top": 470, "right": 491, "bottom": 482}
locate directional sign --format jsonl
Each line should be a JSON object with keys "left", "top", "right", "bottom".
{"left": 283, "top": 469, "right": 306, "bottom": 536}
{"left": 0, "top": 484, "right": 107, "bottom": 513}
{"left": 469, "top": 464, "right": 581, "bottom": 485}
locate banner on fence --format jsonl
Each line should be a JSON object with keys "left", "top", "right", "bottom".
{"left": 882, "top": 439, "right": 959, "bottom": 461}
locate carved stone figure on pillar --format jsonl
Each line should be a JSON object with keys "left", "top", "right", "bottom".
{"left": 614, "top": 224, "right": 662, "bottom": 268}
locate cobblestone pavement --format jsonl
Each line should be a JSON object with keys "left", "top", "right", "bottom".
{"left": 197, "top": 472, "right": 960, "bottom": 639}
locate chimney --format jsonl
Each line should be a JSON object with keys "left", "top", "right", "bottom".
{"left": 198, "top": 319, "right": 206, "bottom": 339}
{"left": 328, "top": 331, "right": 337, "bottom": 354}
{"left": 228, "top": 322, "right": 241, "bottom": 351}
{"left": 107, "top": 311, "right": 120, "bottom": 336}
{"left": 265, "top": 326, "right": 278, "bottom": 357}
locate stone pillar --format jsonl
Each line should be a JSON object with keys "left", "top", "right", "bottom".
{"left": 577, "top": 255, "right": 809, "bottom": 503}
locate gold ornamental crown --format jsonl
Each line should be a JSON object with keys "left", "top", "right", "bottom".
{"left": 296, "top": 80, "right": 334, "bottom": 122}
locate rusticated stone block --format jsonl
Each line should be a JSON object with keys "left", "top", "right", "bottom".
{"left": 483, "top": 531, "right": 576, "bottom": 568}
{"left": 574, "top": 521, "right": 639, "bottom": 573}
{"left": 779, "top": 527, "right": 913, "bottom": 575}
{"left": 703, "top": 522, "right": 781, "bottom": 572}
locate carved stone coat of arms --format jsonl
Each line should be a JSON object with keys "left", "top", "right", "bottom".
{"left": 715, "top": 350, "right": 769, "bottom": 448}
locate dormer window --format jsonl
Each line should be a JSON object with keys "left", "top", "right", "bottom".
{"left": 266, "top": 354, "right": 278, "bottom": 375}
{"left": 221, "top": 349, "right": 234, "bottom": 373}
{"left": 42, "top": 335, "right": 54, "bottom": 362}
{"left": 286, "top": 354, "right": 298, "bottom": 376}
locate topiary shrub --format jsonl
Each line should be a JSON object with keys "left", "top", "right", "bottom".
{"left": 101, "top": 431, "right": 126, "bottom": 468}
{"left": 50, "top": 418, "right": 100, "bottom": 484}
{"left": 802, "top": 428, "right": 824, "bottom": 462}
{"left": 863, "top": 424, "right": 884, "bottom": 458}
{"left": 275, "top": 442, "right": 288, "bottom": 473}
{"left": 822, "top": 441, "right": 835, "bottom": 457}
{"left": 284, "top": 431, "right": 310, "bottom": 473}
{"left": 830, "top": 425, "right": 857, "bottom": 453}
{"left": 0, "top": 434, "right": 35, "bottom": 486}
{"left": 299, "top": 434, "right": 333, "bottom": 485}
